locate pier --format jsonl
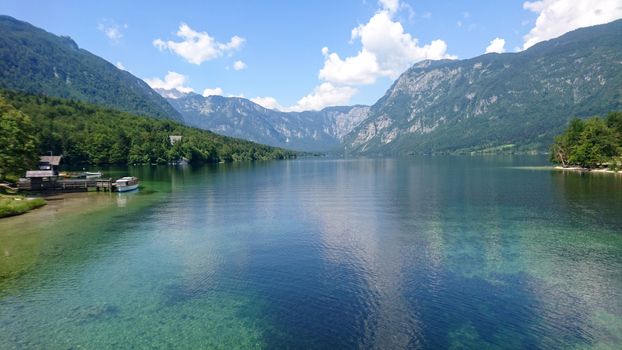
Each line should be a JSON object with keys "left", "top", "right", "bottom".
{"left": 18, "top": 178, "right": 114, "bottom": 192}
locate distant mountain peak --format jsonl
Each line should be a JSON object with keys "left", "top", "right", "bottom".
{"left": 154, "top": 88, "right": 192, "bottom": 100}
{"left": 165, "top": 93, "right": 370, "bottom": 152}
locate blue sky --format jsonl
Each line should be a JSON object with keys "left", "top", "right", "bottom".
{"left": 1, "top": 0, "right": 620, "bottom": 111}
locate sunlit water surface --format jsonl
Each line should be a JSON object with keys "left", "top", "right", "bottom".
{"left": 1, "top": 157, "right": 621, "bottom": 349}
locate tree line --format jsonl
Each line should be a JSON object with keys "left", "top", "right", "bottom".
{"left": 0, "top": 90, "right": 296, "bottom": 182}
{"left": 550, "top": 111, "right": 622, "bottom": 169}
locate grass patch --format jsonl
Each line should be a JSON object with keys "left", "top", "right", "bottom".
{"left": 0, "top": 195, "right": 46, "bottom": 218}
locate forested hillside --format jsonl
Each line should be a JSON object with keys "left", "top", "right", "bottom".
{"left": 0, "top": 15, "right": 181, "bottom": 121}
{"left": 0, "top": 91, "right": 295, "bottom": 180}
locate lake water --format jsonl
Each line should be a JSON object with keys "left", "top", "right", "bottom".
{"left": 1, "top": 156, "right": 621, "bottom": 349}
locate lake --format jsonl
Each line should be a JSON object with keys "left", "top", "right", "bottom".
{"left": 1, "top": 156, "right": 621, "bottom": 349}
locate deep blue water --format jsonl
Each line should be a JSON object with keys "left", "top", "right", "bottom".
{"left": 1, "top": 156, "right": 621, "bottom": 349}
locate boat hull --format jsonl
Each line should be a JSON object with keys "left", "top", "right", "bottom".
{"left": 85, "top": 172, "right": 102, "bottom": 179}
{"left": 116, "top": 183, "right": 138, "bottom": 192}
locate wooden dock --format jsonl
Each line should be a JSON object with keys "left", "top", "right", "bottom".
{"left": 18, "top": 178, "right": 114, "bottom": 192}
{"left": 95, "top": 179, "right": 113, "bottom": 192}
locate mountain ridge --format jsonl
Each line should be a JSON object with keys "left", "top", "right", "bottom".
{"left": 161, "top": 89, "right": 369, "bottom": 152}
{"left": 344, "top": 19, "right": 622, "bottom": 154}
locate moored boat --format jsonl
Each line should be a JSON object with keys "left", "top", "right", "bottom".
{"left": 114, "top": 177, "right": 139, "bottom": 192}
{"left": 85, "top": 171, "right": 102, "bottom": 179}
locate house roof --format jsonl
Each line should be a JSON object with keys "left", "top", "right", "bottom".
{"left": 39, "top": 155, "right": 62, "bottom": 166}
{"left": 26, "top": 170, "right": 55, "bottom": 178}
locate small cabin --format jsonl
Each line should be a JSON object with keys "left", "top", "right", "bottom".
{"left": 23, "top": 155, "right": 62, "bottom": 190}
{"left": 169, "top": 135, "right": 182, "bottom": 145}
{"left": 37, "top": 155, "right": 62, "bottom": 175}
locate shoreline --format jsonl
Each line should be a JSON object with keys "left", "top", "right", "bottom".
{"left": 554, "top": 166, "right": 622, "bottom": 174}
{"left": 0, "top": 191, "right": 114, "bottom": 221}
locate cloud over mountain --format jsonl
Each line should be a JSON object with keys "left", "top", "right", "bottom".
{"left": 144, "top": 71, "right": 193, "bottom": 93}
{"left": 153, "top": 23, "right": 244, "bottom": 64}
{"left": 485, "top": 37, "right": 506, "bottom": 53}
{"left": 522, "top": 0, "right": 622, "bottom": 49}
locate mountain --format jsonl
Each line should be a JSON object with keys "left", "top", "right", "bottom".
{"left": 344, "top": 19, "right": 622, "bottom": 155}
{"left": 161, "top": 90, "right": 369, "bottom": 152}
{"left": 0, "top": 15, "right": 181, "bottom": 121}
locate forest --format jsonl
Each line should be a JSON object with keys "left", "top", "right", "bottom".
{"left": 550, "top": 111, "right": 622, "bottom": 169}
{"left": 0, "top": 90, "right": 296, "bottom": 182}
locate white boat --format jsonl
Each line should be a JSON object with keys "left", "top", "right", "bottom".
{"left": 115, "top": 177, "right": 139, "bottom": 192}
{"left": 85, "top": 171, "right": 102, "bottom": 179}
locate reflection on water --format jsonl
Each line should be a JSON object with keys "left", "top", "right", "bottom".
{"left": 0, "top": 157, "right": 621, "bottom": 349}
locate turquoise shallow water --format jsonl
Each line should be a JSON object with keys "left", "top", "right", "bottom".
{"left": 1, "top": 156, "right": 621, "bottom": 349}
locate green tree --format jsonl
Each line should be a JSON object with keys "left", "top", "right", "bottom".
{"left": 569, "top": 118, "right": 618, "bottom": 169}
{"left": 550, "top": 118, "right": 584, "bottom": 167}
{"left": 0, "top": 98, "right": 39, "bottom": 181}
{"left": 606, "top": 111, "right": 622, "bottom": 145}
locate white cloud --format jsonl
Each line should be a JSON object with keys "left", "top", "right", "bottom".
{"left": 263, "top": 0, "right": 455, "bottom": 112}
{"left": 233, "top": 60, "right": 247, "bottom": 71}
{"left": 97, "top": 19, "right": 127, "bottom": 42}
{"left": 319, "top": 48, "right": 380, "bottom": 85}
{"left": 318, "top": 9, "right": 455, "bottom": 86}
{"left": 286, "top": 83, "right": 357, "bottom": 112}
{"left": 115, "top": 62, "right": 126, "bottom": 70}
{"left": 154, "top": 23, "right": 245, "bottom": 65}
{"left": 144, "top": 71, "right": 194, "bottom": 93}
{"left": 202, "top": 87, "right": 223, "bottom": 96}
{"left": 250, "top": 96, "right": 283, "bottom": 110}
{"left": 522, "top": 0, "right": 622, "bottom": 49}
{"left": 485, "top": 37, "right": 506, "bottom": 53}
